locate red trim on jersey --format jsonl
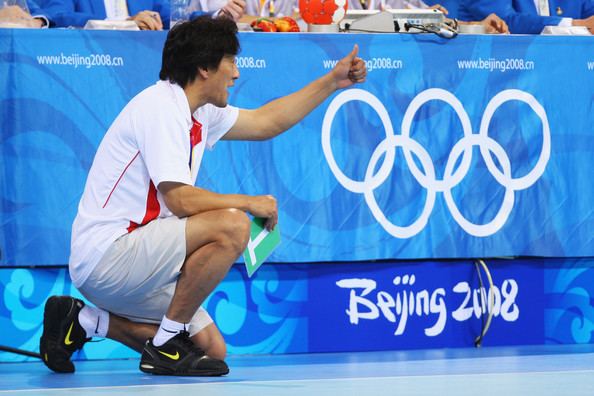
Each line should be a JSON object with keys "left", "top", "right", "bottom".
{"left": 102, "top": 150, "right": 140, "bottom": 209}
{"left": 189, "top": 117, "right": 203, "bottom": 168}
{"left": 122, "top": 119, "right": 200, "bottom": 233}
{"left": 127, "top": 181, "right": 160, "bottom": 233}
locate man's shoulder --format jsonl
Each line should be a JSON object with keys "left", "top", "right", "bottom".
{"left": 109, "top": 81, "right": 188, "bottom": 136}
{"left": 127, "top": 81, "right": 182, "bottom": 114}
{"left": 134, "top": 80, "right": 173, "bottom": 101}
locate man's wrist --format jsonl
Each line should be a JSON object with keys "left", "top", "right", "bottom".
{"left": 240, "top": 195, "right": 252, "bottom": 213}
{"left": 32, "top": 15, "right": 49, "bottom": 28}
{"left": 324, "top": 70, "right": 339, "bottom": 93}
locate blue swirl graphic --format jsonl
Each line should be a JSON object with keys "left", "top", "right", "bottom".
{"left": 545, "top": 259, "right": 594, "bottom": 344}
{"left": 205, "top": 264, "right": 308, "bottom": 354}
{"left": 0, "top": 268, "right": 136, "bottom": 362}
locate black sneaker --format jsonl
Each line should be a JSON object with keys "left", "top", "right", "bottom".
{"left": 39, "top": 296, "right": 90, "bottom": 373}
{"left": 140, "top": 331, "right": 229, "bottom": 376}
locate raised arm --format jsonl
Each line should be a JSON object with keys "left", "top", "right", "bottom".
{"left": 223, "top": 45, "right": 367, "bottom": 141}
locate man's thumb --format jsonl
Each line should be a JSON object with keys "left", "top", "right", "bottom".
{"left": 347, "top": 44, "right": 359, "bottom": 61}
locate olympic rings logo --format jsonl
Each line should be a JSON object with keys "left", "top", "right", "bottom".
{"left": 321, "top": 88, "right": 551, "bottom": 238}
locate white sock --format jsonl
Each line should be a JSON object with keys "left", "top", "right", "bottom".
{"left": 78, "top": 305, "right": 109, "bottom": 338}
{"left": 152, "top": 316, "right": 188, "bottom": 347}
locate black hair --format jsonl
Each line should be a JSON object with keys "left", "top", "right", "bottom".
{"left": 159, "top": 16, "right": 240, "bottom": 88}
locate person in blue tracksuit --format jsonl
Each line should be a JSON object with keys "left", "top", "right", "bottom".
{"left": 40, "top": 0, "right": 170, "bottom": 29}
{"left": 458, "top": 0, "right": 594, "bottom": 34}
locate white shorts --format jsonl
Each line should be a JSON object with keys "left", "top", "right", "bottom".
{"left": 79, "top": 216, "right": 213, "bottom": 336}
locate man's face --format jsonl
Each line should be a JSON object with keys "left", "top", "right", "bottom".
{"left": 207, "top": 55, "right": 239, "bottom": 107}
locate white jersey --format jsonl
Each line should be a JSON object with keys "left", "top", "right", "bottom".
{"left": 70, "top": 80, "right": 239, "bottom": 287}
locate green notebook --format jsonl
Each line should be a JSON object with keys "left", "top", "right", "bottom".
{"left": 243, "top": 217, "right": 281, "bottom": 278}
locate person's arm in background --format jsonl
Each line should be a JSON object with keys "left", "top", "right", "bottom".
{"left": 187, "top": 0, "right": 246, "bottom": 22}
{"left": 27, "top": 0, "right": 52, "bottom": 26}
{"left": 42, "top": 0, "right": 166, "bottom": 29}
{"left": 581, "top": 0, "right": 594, "bottom": 16}
{"left": 572, "top": 15, "right": 594, "bottom": 33}
{"left": 501, "top": 0, "right": 594, "bottom": 34}
{"left": 217, "top": 0, "right": 245, "bottom": 20}
{"left": 457, "top": 12, "right": 509, "bottom": 34}
{"left": 571, "top": 0, "right": 594, "bottom": 33}
{"left": 423, "top": 0, "right": 457, "bottom": 18}
{"left": 153, "top": 0, "right": 170, "bottom": 28}
{"left": 41, "top": 0, "right": 104, "bottom": 27}
{"left": 402, "top": 0, "right": 448, "bottom": 15}
{"left": 504, "top": 12, "right": 562, "bottom": 33}
{"left": 126, "top": 0, "right": 164, "bottom": 30}
{"left": 410, "top": 0, "right": 505, "bottom": 35}
{"left": 0, "top": 2, "right": 50, "bottom": 27}
{"left": 127, "top": 10, "right": 163, "bottom": 29}
{"left": 460, "top": 0, "right": 594, "bottom": 34}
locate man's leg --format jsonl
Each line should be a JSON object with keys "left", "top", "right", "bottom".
{"left": 99, "top": 207, "right": 247, "bottom": 351}
{"left": 40, "top": 301, "right": 226, "bottom": 373}
{"left": 106, "top": 315, "right": 157, "bottom": 352}
{"left": 138, "top": 208, "right": 249, "bottom": 375}
{"left": 167, "top": 208, "right": 251, "bottom": 323}
{"left": 106, "top": 208, "right": 246, "bottom": 360}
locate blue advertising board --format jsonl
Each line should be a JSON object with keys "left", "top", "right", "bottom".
{"left": 6, "top": 257, "right": 593, "bottom": 361}
{"left": 1, "top": 30, "right": 593, "bottom": 267}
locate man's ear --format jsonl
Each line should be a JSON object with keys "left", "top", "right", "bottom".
{"left": 197, "top": 67, "right": 209, "bottom": 79}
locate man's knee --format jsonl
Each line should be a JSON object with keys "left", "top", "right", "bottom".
{"left": 218, "top": 208, "right": 250, "bottom": 253}
{"left": 186, "top": 208, "right": 251, "bottom": 255}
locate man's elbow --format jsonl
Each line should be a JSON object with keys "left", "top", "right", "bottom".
{"left": 255, "top": 121, "right": 287, "bottom": 141}
{"left": 163, "top": 195, "right": 189, "bottom": 217}
{"left": 160, "top": 183, "right": 193, "bottom": 217}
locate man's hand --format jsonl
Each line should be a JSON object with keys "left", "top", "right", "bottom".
{"left": 0, "top": 5, "right": 30, "bottom": 20}
{"left": 481, "top": 13, "right": 509, "bottom": 34}
{"left": 0, "top": 5, "right": 42, "bottom": 27}
{"left": 218, "top": 0, "right": 246, "bottom": 22}
{"left": 573, "top": 15, "right": 594, "bottom": 34}
{"left": 128, "top": 10, "right": 163, "bottom": 30}
{"left": 331, "top": 45, "right": 367, "bottom": 90}
{"left": 247, "top": 195, "right": 277, "bottom": 230}
{"left": 428, "top": 4, "right": 448, "bottom": 15}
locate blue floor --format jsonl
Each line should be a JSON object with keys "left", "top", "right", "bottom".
{"left": 1, "top": 345, "right": 594, "bottom": 395}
